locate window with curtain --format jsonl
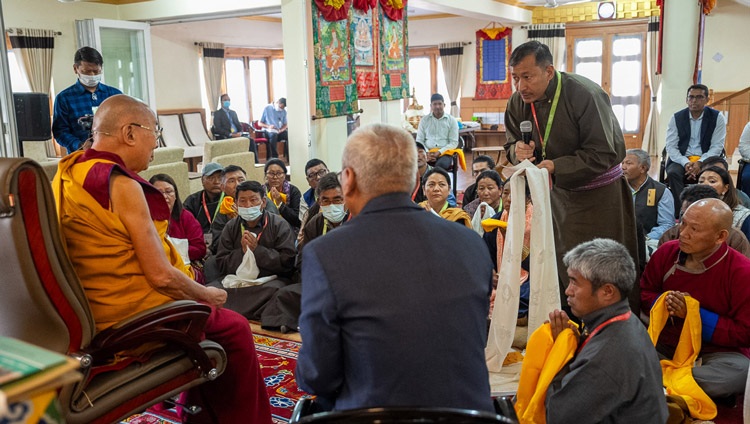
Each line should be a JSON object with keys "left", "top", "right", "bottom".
{"left": 224, "top": 47, "right": 284, "bottom": 123}
{"left": 405, "top": 46, "right": 449, "bottom": 112}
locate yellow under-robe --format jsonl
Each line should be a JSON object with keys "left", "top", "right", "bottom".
{"left": 648, "top": 293, "right": 717, "bottom": 420}
{"left": 514, "top": 322, "right": 578, "bottom": 424}
{"left": 54, "top": 150, "right": 191, "bottom": 331}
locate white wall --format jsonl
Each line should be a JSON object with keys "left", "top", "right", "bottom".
{"left": 702, "top": 2, "right": 750, "bottom": 92}
{"left": 150, "top": 18, "right": 283, "bottom": 110}
{"left": 2, "top": 0, "right": 119, "bottom": 95}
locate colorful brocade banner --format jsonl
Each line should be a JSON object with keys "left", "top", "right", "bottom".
{"left": 378, "top": 5, "right": 408, "bottom": 101}
{"left": 313, "top": 1, "right": 359, "bottom": 118}
{"left": 352, "top": 3, "right": 380, "bottom": 99}
{"left": 475, "top": 27, "right": 512, "bottom": 100}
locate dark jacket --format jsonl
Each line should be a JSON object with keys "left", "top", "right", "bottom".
{"left": 213, "top": 107, "right": 242, "bottom": 139}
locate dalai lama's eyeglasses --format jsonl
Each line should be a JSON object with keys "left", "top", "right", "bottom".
{"left": 93, "top": 123, "right": 163, "bottom": 140}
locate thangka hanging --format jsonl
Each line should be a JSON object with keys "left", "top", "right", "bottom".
{"left": 475, "top": 27, "right": 512, "bottom": 100}
{"left": 352, "top": 0, "right": 380, "bottom": 99}
{"left": 313, "top": 0, "right": 359, "bottom": 118}
{"left": 378, "top": 1, "right": 409, "bottom": 101}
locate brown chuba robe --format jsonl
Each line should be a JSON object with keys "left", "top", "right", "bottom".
{"left": 505, "top": 71, "right": 640, "bottom": 313}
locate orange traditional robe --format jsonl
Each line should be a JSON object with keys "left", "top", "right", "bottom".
{"left": 53, "top": 149, "right": 191, "bottom": 331}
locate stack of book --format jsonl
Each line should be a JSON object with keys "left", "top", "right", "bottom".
{"left": 0, "top": 337, "right": 81, "bottom": 422}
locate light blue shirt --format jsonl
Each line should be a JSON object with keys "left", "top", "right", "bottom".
{"left": 665, "top": 110, "right": 726, "bottom": 167}
{"left": 416, "top": 113, "right": 459, "bottom": 154}
{"left": 260, "top": 103, "right": 287, "bottom": 129}
{"left": 628, "top": 177, "right": 675, "bottom": 240}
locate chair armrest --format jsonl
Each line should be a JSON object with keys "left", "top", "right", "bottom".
{"left": 85, "top": 300, "right": 216, "bottom": 377}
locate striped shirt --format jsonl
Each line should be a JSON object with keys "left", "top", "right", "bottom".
{"left": 416, "top": 113, "right": 459, "bottom": 153}
{"left": 52, "top": 80, "right": 122, "bottom": 153}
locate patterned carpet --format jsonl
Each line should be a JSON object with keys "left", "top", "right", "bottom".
{"left": 123, "top": 331, "right": 306, "bottom": 424}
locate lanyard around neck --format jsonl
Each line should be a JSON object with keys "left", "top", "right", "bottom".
{"left": 530, "top": 71, "right": 562, "bottom": 160}
{"left": 202, "top": 191, "right": 224, "bottom": 224}
{"left": 577, "top": 310, "right": 631, "bottom": 354}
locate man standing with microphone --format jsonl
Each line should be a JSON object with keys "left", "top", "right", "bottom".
{"left": 503, "top": 41, "right": 639, "bottom": 314}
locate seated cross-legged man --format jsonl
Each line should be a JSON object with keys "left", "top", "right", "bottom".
{"left": 53, "top": 94, "right": 271, "bottom": 423}
{"left": 298, "top": 172, "right": 349, "bottom": 260}
{"left": 209, "top": 165, "right": 280, "bottom": 255}
{"left": 518, "top": 239, "right": 667, "bottom": 424}
{"left": 213, "top": 181, "right": 297, "bottom": 330}
{"left": 642, "top": 198, "right": 750, "bottom": 401}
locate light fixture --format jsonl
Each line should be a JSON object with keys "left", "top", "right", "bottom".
{"left": 598, "top": 1, "right": 617, "bottom": 20}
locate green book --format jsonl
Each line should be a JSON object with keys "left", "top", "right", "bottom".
{"left": 0, "top": 337, "right": 68, "bottom": 387}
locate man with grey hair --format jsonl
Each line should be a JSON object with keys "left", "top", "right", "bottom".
{"left": 545, "top": 238, "right": 667, "bottom": 424}
{"left": 621, "top": 148, "right": 675, "bottom": 258}
{"left": 296, "top": 123, "right": 494, "bottom": 412}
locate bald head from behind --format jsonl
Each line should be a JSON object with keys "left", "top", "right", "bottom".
{"left": 91, "top": 94, "right": 159, "bottom": 173}
{"left": 341, "top": 123, "right": 417, "bottom": 216}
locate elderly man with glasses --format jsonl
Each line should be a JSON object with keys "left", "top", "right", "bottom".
{"left": 53, "top": 94, "right": 273, "bottom": 423}
{"left": 665, "top": 84, "right": 726, "bottom": 217}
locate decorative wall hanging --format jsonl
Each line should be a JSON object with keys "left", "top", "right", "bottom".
{"left": 378, "top": 4, "right": 408, "bottom": 101}
{"left": 475, "top": 25, "right": 512, "bottom": 100}
{"left": 312, "top": 0, "right": 359, "bottom": 118}
{"left": 352, "top": 0, "right": 380, "bottom": 99}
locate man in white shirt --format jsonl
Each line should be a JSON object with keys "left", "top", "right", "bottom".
{"left": 416, "top": 93, "right": 459, "bottom": 170}
{"left": 665, "top": 84, "right": 726, "bottom": 217}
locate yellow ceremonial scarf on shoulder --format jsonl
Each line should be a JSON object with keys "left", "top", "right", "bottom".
{"left": 515, "top": 322, "right": 579, "bottom": 424}
{"left": 54, "top": 150, "right": 190, "bottom": 332}
{"left": 418, "top": 200, "right": 472, "bottom": 228}
{"left": 648, "top": 293, "right": 717, "bottom": 420}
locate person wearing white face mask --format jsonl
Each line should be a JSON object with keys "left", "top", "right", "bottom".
{"left": 52, "top": 47, "right": 122, "bottom": 153}
{"left": 298, "top": 173, "right": 349, "bottom": 258}
{"left": 214, "top": 180, "right": 299, "bottom": 332}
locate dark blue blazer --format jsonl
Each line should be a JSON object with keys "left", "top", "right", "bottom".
{"left": 296, "top": 193, "right": 494, "bottom": 412}
{"left": 213, "top": 107, "right": 242, "bottom": 139}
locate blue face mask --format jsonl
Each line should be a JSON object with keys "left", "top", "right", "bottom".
{"left": 321, "top": 204, "right": 346, "bottom": 224}
{"left": 238, "top": 205, "right": 262, "bottom": 222}
{"left": 222, "top": 100, "right": 231, "bottom": 109}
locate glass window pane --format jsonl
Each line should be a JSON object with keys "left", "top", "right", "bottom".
{"left": 575, "top": 39, "right": 602, "bottom": 58}
{"left": 624, "top": 104, "right": 640, "bottom": 132}
{"left": 612, "top": 105, "right": 624, "bottom": 131}
{"left": 272, "top": 59, "right": 286, "bottom": 101}
{"left": 611, "top": 61, "right": 641, "bottom": 97}
{"left": 613, "top": 38, "right": 641, "bottom": 57}
{"left": 249, "top": 59, "right": 269, "bottom": 122}
{"left": 610, "top": 34, "right": 643, "bottom": 134}
{"left": 575, "top": 63, "right": 602, "bottom": 86}
{"left": 100, "top": 27, "right": 147, "bottom": 102}
{"left": 225, "top": 59, "right": 249, "bottom": 123}
{"left": 7, "top": 52, "right": 31, "bottom": 92}
{"left": 408, "top": 57, "right": 430, "bottom": 113}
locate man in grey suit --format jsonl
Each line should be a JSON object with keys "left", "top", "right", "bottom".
{"left": 296, "top": 123, "right": 494, "bottom": 412}
{"left": 213, "top": 93, "right": 259, "bottom": 163}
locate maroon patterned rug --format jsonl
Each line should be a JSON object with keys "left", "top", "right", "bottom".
{"left": 123, "top": 333, "right": 306, "bottom": 424}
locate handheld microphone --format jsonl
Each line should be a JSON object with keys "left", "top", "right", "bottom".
{"left": 520, "top": 120, "right": 533, "bottom": 144}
